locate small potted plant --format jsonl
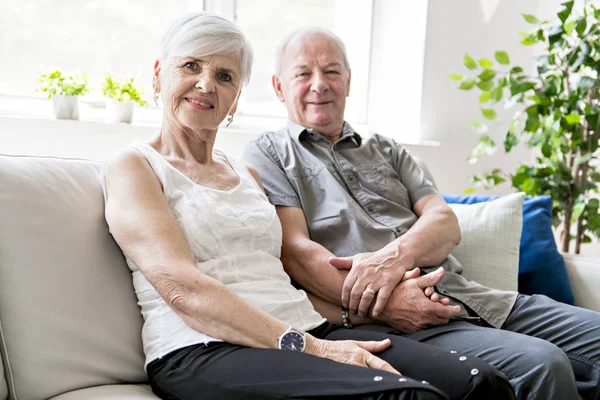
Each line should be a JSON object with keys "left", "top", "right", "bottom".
{"left": 102, "top": 74, "right": 148, "bottom": 124}
{"left": 36, "top": 70, "right": 90, "bottom": 120}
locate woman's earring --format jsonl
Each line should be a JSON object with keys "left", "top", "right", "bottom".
{"left": 226, "top": 114, "right": 234, "bottom": 127}
{"left": 153, "top": 92, "right": 159, "bottom": 107}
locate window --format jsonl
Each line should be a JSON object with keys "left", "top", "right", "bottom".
{"left": 1, "top": 0, "right": 429, "bottom": 144}
{"left": 0, "top": 0, "right": 201, "bottom": 98}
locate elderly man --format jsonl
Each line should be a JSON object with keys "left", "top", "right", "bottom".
{"left": 242, "top": 28, "right": 600, "bottom": 400}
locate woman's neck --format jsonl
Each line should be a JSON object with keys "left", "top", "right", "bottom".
{"left": 152, "top": 121, "right": 218, "bottom": 165}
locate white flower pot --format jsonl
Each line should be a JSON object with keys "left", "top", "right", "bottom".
{"left": 107, "top": 100, "right": 134, "bottom": 124}
{"left": 52, "top": 95, "right": 79, "bottom": 120}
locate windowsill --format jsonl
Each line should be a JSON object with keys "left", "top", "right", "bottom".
{"left": 0, "top": 93, "right": 440, "bottom": 147}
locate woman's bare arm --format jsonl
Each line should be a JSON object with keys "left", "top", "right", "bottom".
{"left": 104, "top": 149, "right": 290, "bottom": 349}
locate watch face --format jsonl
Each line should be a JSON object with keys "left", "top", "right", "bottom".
{"left": 280, "top": 331, "right": 305, "bottom": 352}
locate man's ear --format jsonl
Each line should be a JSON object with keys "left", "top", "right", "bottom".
{"left": 272, "top": 75, "right": 285, "bottom": 102}
{"left": 153, "top": 59, "right": 161, "bottom": 93}
{"left": 346, "top": 69, "right": 351, "bottom": 97}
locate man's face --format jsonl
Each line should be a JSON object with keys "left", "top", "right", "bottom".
{"left": 273, "top": 33, "right": 351, "bottom": 137}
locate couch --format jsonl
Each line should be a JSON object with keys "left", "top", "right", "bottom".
{"left": 0, "top": 153, "right": 599, "bottom": 400}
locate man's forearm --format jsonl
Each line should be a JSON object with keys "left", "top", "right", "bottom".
{"left": 306, "top": 293, "right": 375, "bottom": 326}
{"left": 394, "top": 207, "right": 460, "bottom": 268}
{"left": 281, "top": 240, "right": 347, "bottom": 305}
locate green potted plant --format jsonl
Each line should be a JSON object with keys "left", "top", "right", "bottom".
{"left": 36, "top": 70, "right": 90, "bottom": 120}
{"left": 451, "top": 0, "right": 600, "bottom": 254}
{"left": 102, "top": 74, "right": 148, "bottom": 124}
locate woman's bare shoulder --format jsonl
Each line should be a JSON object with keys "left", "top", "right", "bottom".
{"left": 103, "top": 146, "right": 162, "bottom": 193}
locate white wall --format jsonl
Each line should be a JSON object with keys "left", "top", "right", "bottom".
{"left": 0, "top": 117, "right": 259, "bottom": 161}
{"left": 419, "top": 0, "right": 549, "bottom": 195}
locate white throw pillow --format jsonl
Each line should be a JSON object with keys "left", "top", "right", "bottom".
{"left": 448, "top": 192, "right": 525, "bottom": 292}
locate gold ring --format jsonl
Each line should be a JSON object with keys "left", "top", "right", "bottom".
{"left": 364, "top": 287, "right": 376, "bottom": 295}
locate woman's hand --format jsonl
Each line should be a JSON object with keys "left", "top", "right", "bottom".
{"left": 424, "top": 286, "right": 450, "bottom": 305}
{"left": 306, "top": 336, "right": 401, "bottom": 375}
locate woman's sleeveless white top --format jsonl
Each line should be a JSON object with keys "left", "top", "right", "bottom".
{"left": 126, "top": 142, "right": 325, "bottom": 367}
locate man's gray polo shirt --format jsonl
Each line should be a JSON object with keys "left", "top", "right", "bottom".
{"left": 242, "top": 120, "right": 517, "bottom": 328}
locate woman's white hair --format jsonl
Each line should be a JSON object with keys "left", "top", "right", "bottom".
{"left": 274, "top": 27, "right": 350, "bottom": 76}
{"left": 160, "top": 13, "right": 253, "bottom": 85}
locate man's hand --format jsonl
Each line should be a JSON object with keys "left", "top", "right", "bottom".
{"left": 377, "top": 268, "right": 461, "bottom": 333}
{"left": 330, "top": 246, "right": 416, "bottom": 317}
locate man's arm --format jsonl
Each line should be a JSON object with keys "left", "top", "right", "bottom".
{"left": 331, "top": 193, "right": 461, "bottom": 317}
{"left": 278, "top": 204, "right": 459, "bottom": 332}
{"left": 277, "top": 205, "right": 347, "bottom": 305}
{"left": 398, "top": 193, "right": 461, "bottom": 268}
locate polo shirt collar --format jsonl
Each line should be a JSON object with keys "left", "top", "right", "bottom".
{"left": 286, "top": 120, "right": 362, "bottom": 147}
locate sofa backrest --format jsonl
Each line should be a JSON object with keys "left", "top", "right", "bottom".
{"left": 0, "top": 360, "right": 6, "bottom": 400}
{"left": 0, "top": 155, "right": 147, "bottom": 400}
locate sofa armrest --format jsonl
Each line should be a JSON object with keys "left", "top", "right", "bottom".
{"left": 563, "top": 253, "right": 600, "bottom": 312}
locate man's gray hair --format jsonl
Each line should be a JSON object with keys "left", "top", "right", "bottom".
{"left": 160, "top": 13, "right": 253, "bottom": 85}
{"left": 274, "top": 27, "right": 351, "bottom": 76}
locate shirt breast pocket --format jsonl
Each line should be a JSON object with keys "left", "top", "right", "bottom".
{"left": 363, "top": 163, "right": 411, "bottom": 207}
{"left": 288, "top": 164, "right": 325, "bottom": 179}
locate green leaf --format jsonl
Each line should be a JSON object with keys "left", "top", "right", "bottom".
{"left": 572, "top": 202, "right": 585, "bottom": 223}
{"left": 495, "top": 51, "right": 511, "bottom": 65}
{"left": 479, "top": 58, "right": 494, "bottom": 69}
{"left": 576, "top": 18, "right": 587, "bottom": 36}
{"left": 449, "top": 73, "right": 464, "bottom": 82}
{"left": 492, "top": 174, "right": 506, "bottom": 186}
{"left": 522, "top": 14, "right": 540, "bottom": 24}
{"left": 479, "top": 91, "right": 491, "bottom": 103}
{"left": 464, "top": 53, "right": 478, "bottom": 70}
{"left": 504, "top": 131, "right": 519, "bottom": 152}
{"left": 522, "top": 177, "right": 539, "bottom": 194}
{"left": 547, "top": 24, "right": 564, "bottom": 46}
{"left": 512, "top": 172, "right": 529, "bottom": 187}
{"left": 510, "top": 66, "right": 524, "bottom": 74}
{"left": 491, "top": 86, "right": 504, "bottom": 103}
{"left": 471, "top": 120, "right": 488, "bottom": 134}
{"left": 565, "top": 114, "right": 581, "bottom": 125}
{"left": 521, "top": 35, "right": 539, "bottom": 46}
{"left": 463, "top": 188, "right": 476, "bottom": 194}
{"left": 481, "top": 108, "right": 498, "bottom": 120}
{"left": 460, "top": 78, "right": 477, "bottom": 90}
{"left": 558, "top": 1, "right": 574, "bottom": 23}
{"left": 478, "top": 69, "right": 497, "bottom": 81}
{"left": 542, "top": 142, "right": 553, "bottom": 157}
{"left": 477, "top": 80, "right": 495, "bottom": 91}
{"left": 564, "top": 19, "right": 577, "bottom": 35}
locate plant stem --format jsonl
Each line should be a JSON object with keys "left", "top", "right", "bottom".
{"left": 561, "top": 69, "right": 574, "bottom": 253}
{"left": 562, "top": 198, "right": 572, "bottom": 253}
{"left": 575, "top": 91, "right": 594, "bottom": 254}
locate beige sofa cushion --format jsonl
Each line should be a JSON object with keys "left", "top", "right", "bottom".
{"left": 564, "top": 253, "right": 600, "bottom": 312}
{"left": 0, "top": 356, "right": 6, "bottom": 400}
{"left": 0, "top": 155, "right": 147, "bottom": 400}
{"left": 49, "top": 384, "right": 157, "bottom": 400}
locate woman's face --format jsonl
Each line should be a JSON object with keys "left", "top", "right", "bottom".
{"left": 155, "top": 52, "right": 242, "bottom": 132}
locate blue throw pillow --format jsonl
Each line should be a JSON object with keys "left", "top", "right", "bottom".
{"left": 442, "top": 194, "right": 575, "bottom": 305}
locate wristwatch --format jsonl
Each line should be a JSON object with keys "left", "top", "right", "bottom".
{"left": 278, "top": 327, "right": 307, "bottom": 352}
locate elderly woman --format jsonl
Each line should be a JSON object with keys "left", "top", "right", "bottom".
{"left": 102, "top": 12, "right": 515, "bottom": 400}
